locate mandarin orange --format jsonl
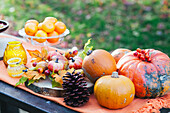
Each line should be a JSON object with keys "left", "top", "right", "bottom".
{"left": 42, "top": 21, "right": 55, "bottom": 33}
{"left": 54, "top": 22, "right": 66, "bottom": 34}
{"left": 44, "top": 17, "right": 58, "bottom": 24}
{"left": 25, "top": 19, "right": 39, "bottom": 26}
{"left": 47, "top": 31, "right": 59, "bottom": 43}
{"left": 25, "top": 23, "right": 38, "bottom": 36}
{"left": 38, "top": 23, "right": 43, "bottom": 30}
{"left": 35, "top": 30, "right": 47, "bottom": 43}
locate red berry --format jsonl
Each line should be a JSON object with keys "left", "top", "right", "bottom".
{"left": 32, "top": 62, "right": 37, "bottom": 67}
{"left": 138, "top": 53, "right": 142, "bottom": 58}
{"left": 73, "top": 50, "right": 78, "bottom": 55}
{"left": 133, "top": 52, "right": 138, "bottom": 56}
{"left": 136, "top": 48, "right": 142, "bottom": 53}
{"left": 147, "top": 57, "right": 151, "bottom": 62}
{"left": 44, "top": 70, "right": 50, "bottom": 76}
{"left": 140, "top": 55, "right": 145, "bottom": 60}
{"left": 145, "top": 53, "right": 150, "bottom": 59}
{"left": 142, "top": 57, "right": 146, "bottom": 61}
{"left": 38, "top": 68, "right": 43, "bottom": 73}
{"left": 141, "top": 50, "right": 146, "bottom": 54}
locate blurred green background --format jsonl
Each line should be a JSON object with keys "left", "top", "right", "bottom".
{"left": 1, "top": 0, "right": 170, "bottom": 56}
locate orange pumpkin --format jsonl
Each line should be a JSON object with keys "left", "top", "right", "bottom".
{"left": 94, "top": 72, "right": 135, "bottom": 109}
{"left": 117, "top": 48, "right": 170, "bottom": 98}
{"left": 82, "top": 49, "right": 117, "bottom": 83}
{"left": 111, "top": 48, "right": 131, "bottom": 63}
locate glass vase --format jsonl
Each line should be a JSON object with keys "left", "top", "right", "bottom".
{"left": 7, "top": 57, "right": 26, "bottom": 77}
{"left": 3, "top": 41, "right": 27, "bottom": 66}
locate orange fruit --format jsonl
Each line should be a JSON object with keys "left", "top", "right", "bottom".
{"left": 38, "top": 23, "right": 43, "bottom": 30}
{"left": 44, "top": 17, "right": 58, "bottom": 24}
{"left": 42, "top": 21, "right": 55, "bottom": 33}
{"left": 25, "top": 19, "right": 39, "bottom": 26}
{"left": 25, "top": 23, "right": 38, "bottom": 36}
{"left": 35, "top": 30, "right": 47, "bottom": 43}
{"left": 47, "top": 31, "right": 59, "bottom": 43}
{"left": 55, "top": 22, "right": 66, "bottom": 34}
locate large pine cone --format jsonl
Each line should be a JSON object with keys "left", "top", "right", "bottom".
{"left": 62, "top": 69, "right": 90, "bottom": 107}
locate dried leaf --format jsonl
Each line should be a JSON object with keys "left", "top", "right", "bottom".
{"left": 33, "top": 73, "right": 46, "bottom": 80}
{"left": 58, "top": 70, "right": 67, "bottom": 76}
{"left": 22, "top": 70, "right": 46, "bottom": 80}
{"left": 31, "top": 57, "right": 43, "bottom": 64}
{"left": 41, "top": 47, "right": 48, "bottom": 58}
{"left": 51, "top": 80, "right": 62, "bottom": 88}
{"left": 75, "top": 69, "right": 84, "bottom": 75}
{"left": 51, "top": 74, "right": 63, "bottom": 88}
{"left": 27, "top": 47, "right": 48, "bottom": 63}
{"left": 22, "top": 70, "right": 37, "bottom": 80}
{"left": 53, "top": 74, "right": 63, "bottom": 85}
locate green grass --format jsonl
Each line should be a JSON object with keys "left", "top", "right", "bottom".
{"left": 1, "top": 0, "right": 170, "bottom": 56}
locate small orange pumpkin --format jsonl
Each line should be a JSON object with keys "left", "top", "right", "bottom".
{"left": 111, "top": 48, "right": 131, "bottom": 63}
{"left": 94, "top": 72, "right": 135, "bottom": 109}
{"left": 82, "top": 49, "right": 117, "bottom": 83}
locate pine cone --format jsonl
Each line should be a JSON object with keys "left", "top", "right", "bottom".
{"left": 62, "top": 70, "right": 90, "bottom": 107}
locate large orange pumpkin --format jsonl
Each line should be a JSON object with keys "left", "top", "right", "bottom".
{"left": 82, "top": 49, "right": 117, "bottom": 83}
{"left": 111, "top": 48, "right": 131, "bottom": 63}
{"left": 94, "top": 72, "right": 135, "bottom": 109}
{"left": 117, "top": 48, "right": 170, "bottom": 98}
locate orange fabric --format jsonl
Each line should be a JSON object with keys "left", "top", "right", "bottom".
{"left": 0, "top": 34, "right": 169, "bottom": 113}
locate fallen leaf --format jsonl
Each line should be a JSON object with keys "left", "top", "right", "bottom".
{"left": 27, "top": 47, "right": 48, "bottom": 63}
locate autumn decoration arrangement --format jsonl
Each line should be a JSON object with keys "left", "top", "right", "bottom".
{"left": 14, "top": 17, "right": 170, "bottom": 110}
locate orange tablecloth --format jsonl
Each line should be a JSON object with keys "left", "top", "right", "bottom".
{"left": 0, "top": 34, "right": 169, "bottom": 113}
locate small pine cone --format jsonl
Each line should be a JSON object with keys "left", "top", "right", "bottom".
{"left": 62, "top": 70, "right": 90, "bottom": 107}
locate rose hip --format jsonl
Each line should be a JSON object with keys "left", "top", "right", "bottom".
{"left": 147, "top": 57, "right": 151, "bottom": 62}
{"left": 44, "top": 70, "right": 50, "bottom": 76}
{"left": 134, "top": 52, "right": 138, "bottom": 56}
{"left": 73, "top": 50, "right": 78, "bottom": 55}
{"left": 136, "top": 48, "right": 142, "bottom": 53}
{"left": 138, "top": 53, "right": 142, "bottom": 58}
{"left": 145, "top": 53, "right": 150, "bottom": 59}
{"left": 38, "top": 68, "right": 43, "bottom": 73}
{"left": 140, "top": 55, "right": 145, "bottom": 60}
{"left": 141, "top": 50, "right": 146, "bottom": 54}
{"left": 32, "top": 62, "right": 37, "bottom": 67}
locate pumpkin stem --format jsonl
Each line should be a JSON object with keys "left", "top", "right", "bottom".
{"left": 55, "top": 58, "right": 59, "bottom": 63}
{"left": 71, "top": 57, "right": 75, "bottom": 62}
{"left": 86, "top": 50, "right": 93, "bottom": 56}
{"left": 111, "top": 72, "right": 119, "bottom": 78}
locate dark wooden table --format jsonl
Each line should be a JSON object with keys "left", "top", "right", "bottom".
{"left": 0, "top": 81, "right": 78, "bottom": 113}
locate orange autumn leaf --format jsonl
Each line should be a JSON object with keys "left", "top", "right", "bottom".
{"left": 27, "top": 47, "right": 48, "bottom": 63}
{"left": 22, "top": 70, "right": 46, "bottom": 80}
{"left": 53, "top": 74, "right": 63, "bottom": 85}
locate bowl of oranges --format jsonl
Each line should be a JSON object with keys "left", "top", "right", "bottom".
{"left": 19, "top": 17, "right": 70, "bottom": 46}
